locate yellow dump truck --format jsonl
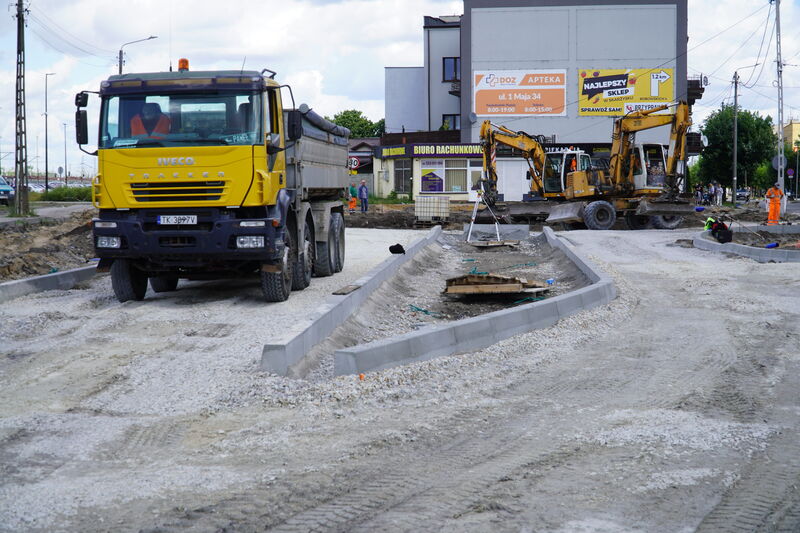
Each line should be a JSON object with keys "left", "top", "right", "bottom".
{"left": 75, "top": 61, "right": 349, "bottom": 302}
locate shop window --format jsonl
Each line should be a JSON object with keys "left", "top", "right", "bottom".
{"left": 441, "top": 114, "right": 460, "bottom": 130}
{"left": 394, "top": 158, "right": 412, "bottom": 193}
{"left": 470, "top": 160, "right": 483, "bottom": 190}
{"left": 445, "top": 159, "right": 468, "bottom": 192}
{"left": 443, "top": 57, "right": 460, "bottom": 82}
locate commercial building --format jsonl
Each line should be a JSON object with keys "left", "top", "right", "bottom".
{"left": 379, "top": 0, "right": 701, "bottom": 201}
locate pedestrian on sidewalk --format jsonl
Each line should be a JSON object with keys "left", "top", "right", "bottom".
{"left": 348, "top": 182, "right": 357, "bottom": 214}
{"left": 765, "top": 182, "right": 784, "bottom": 225}
{"left": 714, "top": 182, "right": 723, "bottom": 206}
{"left": 358, "top": 179, "right": 369, "bottom": 213}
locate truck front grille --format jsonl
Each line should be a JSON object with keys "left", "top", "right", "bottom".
{"left": 159, "top": 236, "right": 196, "bottom": 247}
{"left": 130, "top": 181, "right": 226, "bottom": 202}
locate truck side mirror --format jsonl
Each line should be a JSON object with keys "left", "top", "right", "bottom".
{"left": 266, "top": 133, "right": 282, "bottom": 155}
{"left": 286, "top": 110, "right": 303, "bottom": 141}
{"left": 75, "top": 92, "right": 88, "bottom": 108}
{"left": 75, "top": 110, "right": 88, "bottom": 145}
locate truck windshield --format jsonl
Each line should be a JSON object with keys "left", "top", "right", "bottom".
{"left": 99, "top": 92, "right": 263, "bottom": 149}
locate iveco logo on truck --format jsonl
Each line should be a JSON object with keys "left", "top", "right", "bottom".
{"left": 157, "top": 157, "right": 195, "bottom": 166}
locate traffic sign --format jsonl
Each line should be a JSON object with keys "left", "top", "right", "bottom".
{"left": 788, "top": 168, "right": 795, "bottom": 177}
{"left": 772, "top": 154, "right": 787, "bottom": 170}
{"left": 347, "top": 157, "right": 360, "bottom": 170}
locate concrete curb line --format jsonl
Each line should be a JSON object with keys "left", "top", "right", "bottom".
{"left": 260, "top": 226, "right": 444, "bottom": 375}
{"left": 693, "top": 228, "right": 800, "bottom": 263}
{"left": 332, "top": 226, "right": 617, "bottom": 376}
{"left": 0, "top": 265, "right": 99, "bottom": 303}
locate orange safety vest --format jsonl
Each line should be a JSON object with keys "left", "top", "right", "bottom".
{"left": 131, "top": 114, "right": 171, "bottom": 138}
{"left": 766, "top": 187, "right": 784, "bottom": 201}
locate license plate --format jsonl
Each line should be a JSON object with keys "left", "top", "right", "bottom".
{"left": 157, "top": 215, "right": 197, "bottom": 225}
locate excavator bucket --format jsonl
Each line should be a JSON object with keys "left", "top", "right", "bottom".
{"left": 545, "top": 202, "right": 586, "bottom": 224}
{"left": 635, "top": 200, "right": 695, "bottom": 217}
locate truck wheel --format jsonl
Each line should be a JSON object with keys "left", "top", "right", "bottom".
{"left": 110, "top": 259, "right": 148, "bottom": 302}
{"left": 149, "top": 275, "right": 179, "bottom": 293}
{"left": 651, "top": 215, "right": 683, "bottom": 230}
{"left": 313, "top": 216, "right": 336, "bottom": 277}
{"left": 292, "top": 220, "right": 313, "bottom": 290}
{"left": 624, "top": 212, "right": 651, "bottom": 230}
{"left": 583, "top": 201, "right": 616, "bottom": 230}
{"left": 331, "top": 212, "right": 345, "bottom": 272}
{"left": 261, "top": 231, "right": 293, "bottom": 302}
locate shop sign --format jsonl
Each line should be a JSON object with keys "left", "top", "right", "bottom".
{"left": 473, "top": 69, "right": 567, "bottom": 117}
{"left": 578, "top": 68, "right": 674, "bottom": 116}
{"left": 377, "top": 144, "right": 482, "bottom": 159}
{"left": 421, "top": 160, "right": 444, "bottom": 192}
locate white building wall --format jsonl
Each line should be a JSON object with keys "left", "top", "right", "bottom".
{"left": 385, "top": 67, "right": 427, "bottom": 133}
{"left": 465, "top": 3, "right": 679, "bottom": 145}
{"left": 425, "top": 26, "right": 461, "bottom": 131}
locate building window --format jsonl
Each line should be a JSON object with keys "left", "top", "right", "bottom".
{"left": 443, "top": 57, "right": 460, "bottom": 82}
{"left": 445, "top": 159, "right": 468, "bottom": 192}
{"left": 470, "top": 160, "right": 483, "bottom": 190}
{"left": 394, "top": 158, "right": 412, "bottom": 193}
{"left": 441, "top": 114, "right": 461, "bottom": 130}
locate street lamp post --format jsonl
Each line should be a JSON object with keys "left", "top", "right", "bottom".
{"left": 118, "top": 36, "right": 157, "bottom": 75}
{"left": 63, "top": 123, "right": 67, "bottom": 187}
{"left": 44, "top": 72, "right": 55, "bottom": 192}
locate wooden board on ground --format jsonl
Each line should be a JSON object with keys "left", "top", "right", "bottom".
{"left": 444, "top": 273, "right": 550, "bottom": 295}
{"left": 467, "top": 240, "right": 520, "bottom": 248}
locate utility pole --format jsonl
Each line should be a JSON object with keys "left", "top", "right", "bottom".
{"left": 14, "top": 0, "right": 29, "bottom": 214}
{"left": 733, "top": 71, "right": 739, "bottom": 206}
{"left": 775, "top": 0, "right": 786, "bottom": 213}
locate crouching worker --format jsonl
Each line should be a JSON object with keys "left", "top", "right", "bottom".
{"left": 704, "top": 217, "right": 731, "bottom": 243}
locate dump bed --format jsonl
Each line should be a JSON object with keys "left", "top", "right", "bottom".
{"left": 283, "top": 104, "right": 350, "bottom": 196}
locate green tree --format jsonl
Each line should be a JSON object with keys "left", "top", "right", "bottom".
{"left": 327, "top": 110, "right": 384, "bottom": 138}
{"left": 697, "top": 104, "right": 776, "bottom": 190}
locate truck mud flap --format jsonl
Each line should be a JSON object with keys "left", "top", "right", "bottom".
{"left": 635, "top": 200, "right": 695, "bottom": 217}
{"left": 545, "top": 202, "right": 586, "bottom": 224}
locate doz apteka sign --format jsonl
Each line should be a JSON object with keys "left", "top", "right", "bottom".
{"left": 474, "top": 70, "right": 566, "bottom": 117}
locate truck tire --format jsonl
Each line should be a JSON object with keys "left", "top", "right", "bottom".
{"left": 624, "top": 212, "right": 651, "bottom": 230}
{"left": 149, "top": 275, "right": 179, "bottom": 293}
{"left": 331, "top": 212, "right": 345, "bottom": 272}
{"left": 583, "top": 200, "right": 616, "bottom": 230}
{"left": 110, "top": 259, "right": 148, "bottom": 302}
{"left": 313, "top": 216, "right": 336, "bottom": 277}
{"left": 261, "top": 231, "right": 293, "bottom": 302}
{"left": 651, "top": 215, "right": 683, "bottom": 230}
{"left": 292, "top": 220, "right": 313, "bottom": 290}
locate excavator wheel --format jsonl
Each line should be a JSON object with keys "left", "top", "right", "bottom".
{"left": 624, "top": 212, "right": 651, "bottom": 230}
{"left": 651, "top": 215, "right": 683, "bottom": 230}
{"left": 583, "top": 201, "right": 616, "bottom": 230}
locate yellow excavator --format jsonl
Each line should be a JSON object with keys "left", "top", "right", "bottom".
{"left": 478, "top": 101, "right": 694, "bottom": 230}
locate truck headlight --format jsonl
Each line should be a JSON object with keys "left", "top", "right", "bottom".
{"left": 239, "top": 220, "right": 265, "bottom": 227}
{"left": 236, "top": 236, "right": 264, "bottom": 248}
{"left": 97, "top": 236, "right": 121, "bottom": 248}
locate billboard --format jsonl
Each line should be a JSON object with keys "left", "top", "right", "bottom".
{"left": 474, "top": 70, "right": 566, "bottom": 117}
{"left": 578, "top": 68, "right": 674, "bottom": 116}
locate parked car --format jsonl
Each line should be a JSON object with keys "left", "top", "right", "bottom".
{"left": 735, "top": 189, "right": 751, "bottom": 201}
{"left": 0, "top": 176, "right": 15, "bottom": 206}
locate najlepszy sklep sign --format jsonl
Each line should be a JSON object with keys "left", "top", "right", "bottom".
{"left": 474, "top": 70, "right": 567, "bottom": 117}
{"left": 578, "top": 68, "right": 674, "bottom": 116}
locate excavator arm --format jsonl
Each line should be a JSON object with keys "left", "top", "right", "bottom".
{"left": 479, "top": 120, "right": 551, "bottom": 207}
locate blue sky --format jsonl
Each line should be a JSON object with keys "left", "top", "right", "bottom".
{"left": 1, "top": 0, "right": 798, "bottom": 177}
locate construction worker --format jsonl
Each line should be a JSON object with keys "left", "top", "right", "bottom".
{"left": 765, "top": 182, "right": 784, "bottom": 225}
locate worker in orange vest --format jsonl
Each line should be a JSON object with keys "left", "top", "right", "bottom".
{"left": 765, "top": 182, "right": 784, "bottom": 225}
{"left": 130, "top": 103, "right": 171, "bottom": 138}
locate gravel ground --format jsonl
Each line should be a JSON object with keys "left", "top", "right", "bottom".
{"left": 1, "top": 226, "right": 799, "bottom": 532}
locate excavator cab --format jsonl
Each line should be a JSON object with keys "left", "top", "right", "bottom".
{"left": 543, "top": 151, "right": 591, "bottom": 194}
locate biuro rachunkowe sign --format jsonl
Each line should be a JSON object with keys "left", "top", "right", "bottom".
{"left": 578, "top": 68, "right": 675, "bottom": 116}
{"left": 378, "top": 144, "right": 482, "bottom": 159}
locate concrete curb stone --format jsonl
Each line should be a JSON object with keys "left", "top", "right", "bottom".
{"left": 332, "top": 226, "right": 617, "bottom": 376}
{"left": 693, "top": 227, "right": 800, "bottom": 263}
{"left": 260, "top": 226, "right": 444, "bottom": 375}
{"left": 0, "top": 265, "right": 99, "bottom": 303}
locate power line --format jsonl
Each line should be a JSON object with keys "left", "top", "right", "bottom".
{"left": 28, "top": 4, "right": 115, "bottom": 55}
{"left": 741, "top": 2, "right": 774, "bottom": 87}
